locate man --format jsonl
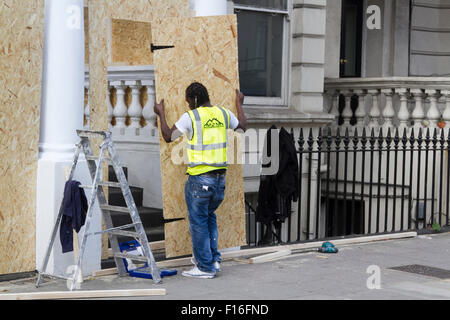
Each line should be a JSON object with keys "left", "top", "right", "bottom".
{"left": 154, "top": 82, "right": 246, "bottom": 279}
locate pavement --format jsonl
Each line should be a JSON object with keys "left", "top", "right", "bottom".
{"left": 1, "top": 232, "right": 449, "bottom": 301}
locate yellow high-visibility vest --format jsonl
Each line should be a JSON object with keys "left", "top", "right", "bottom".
{"left": 186, "top": 106, "right": 230, "bottom": 176}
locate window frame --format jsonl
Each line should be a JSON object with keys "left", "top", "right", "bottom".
{"left": 234, "top": 1, "right": 291, "bottom": 108}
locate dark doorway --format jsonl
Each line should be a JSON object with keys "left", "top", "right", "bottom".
{"left": 340, "top": 0, "right": 363, "bottom": 78}
{"left": 325, "top": 198, "right": 365, "bottom": 237}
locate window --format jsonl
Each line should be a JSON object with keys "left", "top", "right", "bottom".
{"left": 234, "top": 0, "right": 290, "bottom": 106}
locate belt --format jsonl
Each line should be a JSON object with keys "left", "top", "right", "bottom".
{"left": 202, "top": 169, "right": 226, "bottom": 177}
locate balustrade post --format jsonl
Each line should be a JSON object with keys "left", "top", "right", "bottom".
{"left": 107, "top": 82, "right": 113, "bottom": 128}
{"left": 442, "top": 90, "right": 450, "bottom": 128}
{"left": 368, "top": 89, "right": 381, "bottom": 128}
{"left": 396, "top": 88, "right": 410, "bottom": 128}
{"left": 111, "top": 80, "right": 128, "bottom": 129}
{"left": 425, "top": 89, "right": 440, "bottom": 127}
{"left": 354, "top": 89, "right": 367, "bottom": 128}
{"left": 341, "top": 89, "right": 353, "bottom": 127}
{"left": 411, "top": 89, "right": 425, "bottom": 128}
{"left": 125, "top": 80, "right": 143, "bottom": 129}
{"left": 382, "top": 89, "right": 395, "bottom": 127}
{"left": 142, "top": 80, "right": 157, "bottom": 129}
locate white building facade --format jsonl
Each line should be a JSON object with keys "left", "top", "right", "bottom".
{"left": 34, "top": 0, "right": 450, "bottom": 275}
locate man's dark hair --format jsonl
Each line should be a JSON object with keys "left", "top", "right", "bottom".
{"left": 186, "top": 82, "right": 210, "bottom": 108}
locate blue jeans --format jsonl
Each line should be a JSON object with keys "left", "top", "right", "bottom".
{"left": 185, "top": 173, "right": 226, "bottom": 273}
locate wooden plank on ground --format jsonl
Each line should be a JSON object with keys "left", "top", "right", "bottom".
{"left": 0, "top": 288, "right": 166, "bottom": 300}
{"left": 249, "top": 250, "right": 292, "bottom": 264}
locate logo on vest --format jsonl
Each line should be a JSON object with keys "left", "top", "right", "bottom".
{"left": 203, "top": 118, "right": 224, "bottom": 129}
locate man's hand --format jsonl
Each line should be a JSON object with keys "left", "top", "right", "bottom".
{"left": 236, "top": 89, "right": 245, "bottom": 106}
{"left": 154, "top": 98, "right": 165, "bottom": 117}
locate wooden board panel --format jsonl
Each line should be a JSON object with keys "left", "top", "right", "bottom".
{"left": 88, "top": 0, "right": 190, "bottom": 129}
{"left": 0, "top": 0, "right": 45, "bottom": 274}
{"left": 111, "top": 19, "right": 152, "bottom": 66}
{"left": 84, "top": 0, "right": 190, "bottom": 66}
{"left": 88, "top": 0, "right": 190, "bottom": 131}
{"left": 152, "top": 15, "right": 246, "bottom": 258}
{"left": 87, "top": 0, "right": 190, "bottom": 257}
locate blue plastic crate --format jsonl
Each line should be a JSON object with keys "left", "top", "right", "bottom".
{"left": 119, "top": 240, "right": 177, "bottom": 280}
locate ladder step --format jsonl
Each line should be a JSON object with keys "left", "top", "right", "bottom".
{"left": 114, "top": 252, "right": 149, "bottom": 262}
{"left": 100, "top": 204, "right": 131, "bottom": 213}
{"left": 77, "top": 130, "right": 109, "bottom": 139}
{"left": 85, "top": 155, "right": 114, "bottom": 163}
{"left": 109, "top": 230, "right": 140, "bottom": 238}
{"left": 91, "top": 223, "right": 138, "bottom": 236}
{"left": 98, "top": 181, "right": 122, "bottom": 188}
{"left": 79, "top": 185, "right": 93, "bottom": 189}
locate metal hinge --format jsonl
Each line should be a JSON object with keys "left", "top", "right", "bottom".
{"left": 151, "top": 44, "right": 175, "bottom": 52}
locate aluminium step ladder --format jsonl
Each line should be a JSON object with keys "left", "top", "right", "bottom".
{"left": 36, "top": 130, "right": 162, "bottom": 290}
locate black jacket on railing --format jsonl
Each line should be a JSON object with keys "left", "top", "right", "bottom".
{"left": 256, "top": 125, "right": 299, "bottom": 225}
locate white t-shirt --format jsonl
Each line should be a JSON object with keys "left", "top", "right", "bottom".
{"left": 175, "top": 108, "right": 239, "bottom": 140}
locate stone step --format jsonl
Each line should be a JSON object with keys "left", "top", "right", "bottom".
{"left": 108, "top": 165, "right": 128, "bottom": 182}
{"left": 108, "top": 186, "right": 143, "bottom": 208}
{"left": 110, "top": 207, "right": 164, "bottom": 229}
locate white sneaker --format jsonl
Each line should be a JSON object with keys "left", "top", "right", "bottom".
{"left": 182, "top": 266, "right": 216, "bottom": 279}
{"left": 191, "top": 257, "right": 221, "bottom": 272}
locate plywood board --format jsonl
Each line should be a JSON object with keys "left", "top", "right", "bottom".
{"left": 87, "top": 0, "right": 190, "bottom": 131}
{"left": 0, "top": 0, "right": 45, "bottom": 274}
{"left": 87, "top": 0, "right": 190, "bottom": 257}
{"left": 152, "top": 15, "right": 246, "bottom": 258}
{"left": 84, "top": 0, "right": 191, "bottom": 66}
{"left": 111, "top": 19, "right": 152, "bottom": 66}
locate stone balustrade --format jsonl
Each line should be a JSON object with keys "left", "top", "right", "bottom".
{"left": 324, "top": 77, "right": 450, "bottom": 129}
{"left": 84, "top": 66, "right": 158, "bottom": 139}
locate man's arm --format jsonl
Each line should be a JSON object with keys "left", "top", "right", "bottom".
{"left": 235, "top": 89, "right": 247, "bottom": 131}
{"left": 154, "top": 99, "right": 180, "bottom": 143}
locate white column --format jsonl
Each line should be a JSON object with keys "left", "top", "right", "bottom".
{"left": 36, "top": 0, "right": 101, "bottom": 278}
{"left": 191, "top": 0, "right": 227, "bottom": 16}
{"left": 39, "top": 0, "right": 84, "bottom": 160}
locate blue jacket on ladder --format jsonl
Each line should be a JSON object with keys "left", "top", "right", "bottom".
{"left": 59, "top": 180, "right": 88, "bottom": 253}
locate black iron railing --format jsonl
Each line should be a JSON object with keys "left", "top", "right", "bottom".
{"left": 246, "top": 126, "right": 450, "bottom": 247}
